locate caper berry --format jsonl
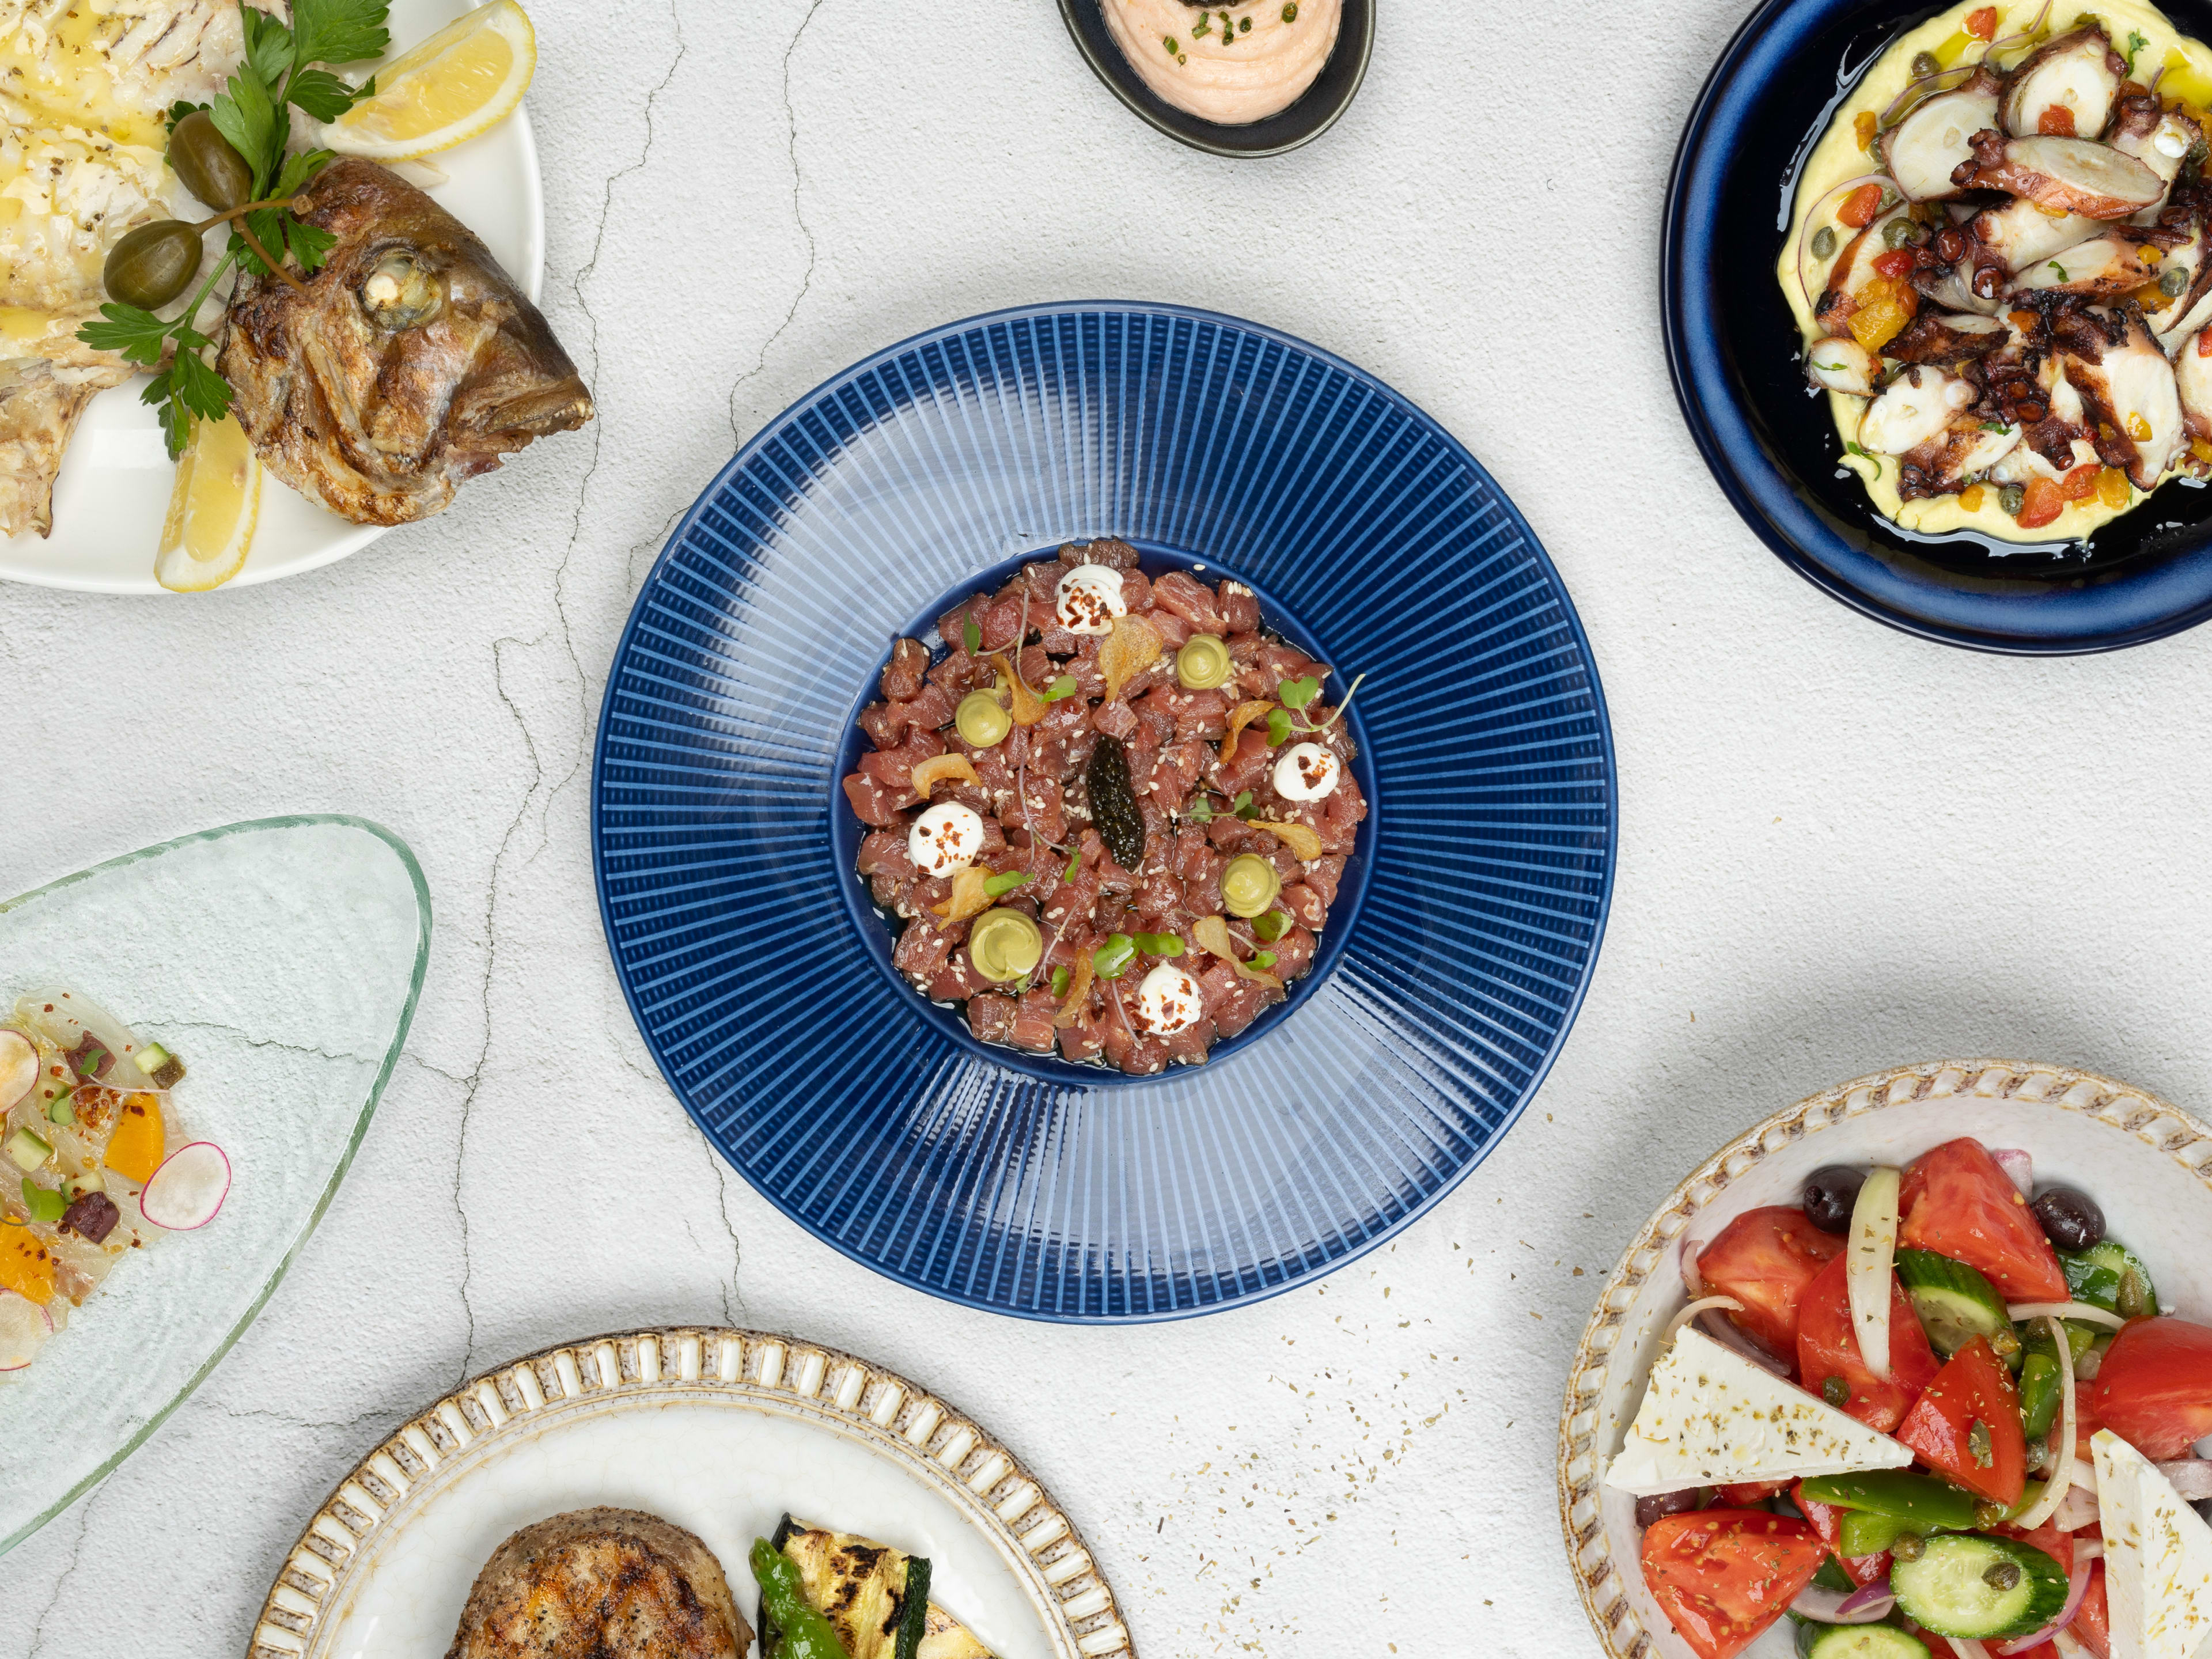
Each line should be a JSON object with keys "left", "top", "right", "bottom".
{"left": 1883, "top": 217, "right": 1916, "bottom": 250}
{"left": 956, "top": 689, "right": 1011, "bottom": 748}
{"left": 1176, "top": 633, "right": 1232, "bottom": 691}
{"left": 1911, "top": 50, "right": 1941, "bottom": 76}
{"left": 1999, "top": 483, "right": 2027, "bottom": 516}
{"left": 2163, "top": 262, "right": 2191, "bottom": 297}
{"left": 1891, "top": 1532, "right": 1926, "bottom": 1562}
{"left": 2030, "top": 1185, "right": 2104, "bottom": 1251}
{"left": 1811, "top": 225, "right": 1838, "bottom": 260}
{"left": 103, "top": 218, "right": 203, "bottom": 310}
{"left": 2118, "top": 1265, "right": 2153, "bottom": 1319}
{"left": 167, "top": 109, "right": 254, "bottom": 213}
{"left": 1221, "top": 853, "right": 1282, "bottom": 919}
{"left": 1983, "top": 1559, "right": 2022, "bottom": 1590}
{"left": 1801, "top": 1164, "right": 1865, "bottom": 1233}
{"left": 1281, "top": 1, "right": 1298, "bottom": 18}
{"left": 1820, "top": 1374, "right": 1850, "bottom": 1407}
{"left": 969, "top": 908, "right": 1042, "bottom": 983}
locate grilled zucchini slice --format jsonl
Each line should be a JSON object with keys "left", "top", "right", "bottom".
{"left": 757, "top": 1514, "right": 994, "bottom": 1659}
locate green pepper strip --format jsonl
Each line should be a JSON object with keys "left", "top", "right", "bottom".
{"left": 2018, "top": 1351, "right": 2061, "bottom": 1440}
{"left": 1798, "top": 1470, "right": 1981, "bottom": 1530}
{"left": 751, "top": 1539, "right": 850, "bottom": 1659}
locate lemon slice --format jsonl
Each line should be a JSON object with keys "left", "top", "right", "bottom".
{"left": 319, "top": 0, "right": 536, "bottom": 161}
{"left": 154, "top": 411, "right": 260, "bottom": 593}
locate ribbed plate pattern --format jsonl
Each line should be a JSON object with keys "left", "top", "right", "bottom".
{"left": 592, "top": 304, "right": 1616, "bottom": 1321}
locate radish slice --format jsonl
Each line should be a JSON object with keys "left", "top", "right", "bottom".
{"left": 2015, "top": 1316, "right": 2077, "bottom": 1532}
{"left": 1848, "top": 1165, "right": 1902, "bottom": 1381}
{"left": 0, "top": 1289, "right": 52, "bottom": 1370}
{"left": 0, "top": 1030, "right": 35, "bottom": 1113}
{"left": 138, "top": 1142, "right": 230, "bottom": 1231}
{"left": 1993, "top": 1147, "right": 2034, "bottom": 1195}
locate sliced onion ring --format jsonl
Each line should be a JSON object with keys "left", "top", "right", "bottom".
{"left": 1995, "top": 1553, "right": 2094, "bottom": 1653}
{"left": 1797, "top": 173, "right": 1900, "bottom": 306}
{"left": 1790, "top": 1578, "right": 1897, "bottom": 1624}
{"left": 2156, "top": 1459, "right": 2212, "bottom": 1499}
{"left": 2008, "top": 1301, "right": 2127, "bottom": 1330}
{"left": 1982, "top": 0, "right": 2056, "bottom": 65}
{"left": 1847, "top": 1165, "right": 1902, "bottom": 1381}
{"left": 1992, "top": 1147, "right": 2033, "bottom": 1195}
{"left": 1665, "top": 1295, "right": 1745, "bottom": 1344}
{"left": 1880, "top": 61, "right": 1979, "bottom": 127}
{"left": 2012, "top": 1315, "right": 2077, "bottom": 1532}
{"left": 1837, "top": 1577, "right": 1898, "bottom": 1619}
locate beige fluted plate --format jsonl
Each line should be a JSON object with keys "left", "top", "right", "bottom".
{"left": 249, "top": 1327, "right": 1134, "bottom": 1659}
{"left": 1556, "top": 1060, "right": 2212, "bottom": 1659}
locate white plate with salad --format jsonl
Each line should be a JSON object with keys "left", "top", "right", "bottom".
{"left": 0, "top": 0, "right": 544, "bottom": 594}
{"left": 1559, "top": 1060, "right": 2212, "bottom": 1659}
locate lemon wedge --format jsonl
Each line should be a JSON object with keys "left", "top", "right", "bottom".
{"left": 154, "top": 411, "right": 261, "bottom": 593}
{"left": 319, "top": 0, "right": 536, "bottom": 161}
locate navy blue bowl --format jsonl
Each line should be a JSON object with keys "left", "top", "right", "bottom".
{"left": 829, "top": 541, "right": 1380, "bottom": 1085}
{"left": 592, "top": 302, "right": 1615, "bottom": 1320}
{"left": 1666, "top": 0, "right": 2212, "bottom": 653}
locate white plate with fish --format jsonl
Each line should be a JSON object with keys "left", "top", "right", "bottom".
{"left": 249, "top": 1327, "right": 1134, "bottom": 1659}
{"left": 0, "top": 0, "right": 586, "bottom": 594}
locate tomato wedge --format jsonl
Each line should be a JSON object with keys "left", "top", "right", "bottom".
{"left": 1715, "top": 1480, "right": 1789, "bottom": 1506}
{"left": 1898, "top": 1138, "right": 2068, "bottom": 1301}
{"left": 1797, "top": 1252, "right": 1942, "bottom": 1432}
{"left": 1639, "top": 1510, "right": 1828, "bottom": 1659}
{"left": 2074, "top": 1559, "right": 2111, "bottom": 1659}
{"left": 1791, "top": 1482, "right": 1890, "bottom": 1586}
{"left": 1695, "top": 1206, "right": 1844, "bottom": 1355}
{"left": 2088, "top": 1316, "right": 2212, "bottom": 1458}
{"left": 1896, "top": 1335, "right": 2027, "bottom": 1505}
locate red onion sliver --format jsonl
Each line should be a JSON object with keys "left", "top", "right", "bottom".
{"left": 1995, "top": 1555, "right": 2093, "bottom": 1654}
{"left": 1797, "top": 174, "right": 1899, "bottom": 306}
{"left": 1792, "top": 1581, "right": 1897, "bottom": 1624}
{"left": 1993, "top": 1147, "right": 2033, "bottom": 1195}
{"left": 2157, "top": 1459, "right": 2212, "bottom": 1499}
{"left": 1836, "top": 1577, "right": 1897, "bottom": 1619}
{"left": 1680, "top": 1235, "right": 1706, "bottom": 1298}
{"left": 1696, "top": 1310, "right": 1793, "bottom": 1376}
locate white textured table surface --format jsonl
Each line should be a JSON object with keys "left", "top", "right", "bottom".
{"left": 13, "top": 2, "right": 2212, "bottom": 1654}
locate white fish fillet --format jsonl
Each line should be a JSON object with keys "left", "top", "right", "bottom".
{"left": 0, "top": 1, "right": 253, "bottom": 537}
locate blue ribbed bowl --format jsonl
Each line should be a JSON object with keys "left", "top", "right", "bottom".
{"left": 592, "top": 303, "right": 1616, "bottom": 1321}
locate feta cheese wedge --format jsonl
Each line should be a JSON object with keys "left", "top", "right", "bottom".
{"left": 1603, "top": 1327, "right": 1914, "bottom": 1496}
{"left": 2094, "top": 1429, "right": 2212, "bottom": 1659}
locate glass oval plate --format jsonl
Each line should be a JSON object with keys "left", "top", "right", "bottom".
{"left": 593, "top": 302, "right": 1618, "bottom": 1323}
{"left": 0, "top": 0, "right": 544, "bottom": 594}
{"left": 0, "top": 816, "right": 429, "bottom": 1555}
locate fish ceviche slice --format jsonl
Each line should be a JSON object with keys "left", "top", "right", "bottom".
{"left": 0, "top": 988, "right": 228, "bottom": 1376}
{"left": 1607, "top": 1133, "right": 2212, "bottom": 1659}
{"left": 843, "top": 540, "right": 1368, "bottom": 1075}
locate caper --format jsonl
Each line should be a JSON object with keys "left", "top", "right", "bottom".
{"left": 103, "top": 218, "right": 203, "bottom": 310}
{"left": 1176, "top": 632, "right": 1232, "bottom": 691}
{"left": 956, "top": 689, "right": 1011, "bottom": 748}
{"left": 1999, "top": 483, "right": 2027, "bottom": 516}
{"left": 1820, "top": 1374, "right": 1850, "bottom": 1407}
{"left": 1220, "top": 853, "right": 1282, "bottom": 919}
{"left": 2118, "top": 1266, "right": 2153, "bottom": 1319}
{"left": 1883, "top": 217, "right": 1915, "bottom": 250}
{"left": 1983, "top": 1559, "right": 2022, "bottom": 1591}
{"left": 1911, "top": 50, "right": 1941, "bottom": 76}
{"left": 1811, "top": 225, "right": 1838, "bottom": 260}
{"left": 1891, "top": 1532, "right": 1926, "bottom": 1562}
{"left": 2163, "top": 262, "right": 2191, "bottom": 297}
{"left": 969, "top": 908, "right": 1042, "bottom": 983}
{"left": 166, "top": 109, "right": 254, "bottom": 213}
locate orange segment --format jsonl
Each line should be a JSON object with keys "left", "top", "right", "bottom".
{"left": 0, "top": 1229, "right": 55, "bottom": 1305}
{"left": 102, "top": 1092, "right": 165, "bottom": 1185}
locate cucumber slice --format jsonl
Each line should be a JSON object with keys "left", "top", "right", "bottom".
{"left": 1889, "top": 1536, "right": 2070, "bottom": 1639}
{"left": 1894, "top": 1251, "right": 2011, "bottom": 1357}
{"left": 1800, "top": 1472, "right": 1983, "bottom": 1531}
{"left": 2059, "top": 1240, "right": 2159, "bottom": 1319}
{"left": 1798, "top": 1623, "right": 1932, "bottom": 1659}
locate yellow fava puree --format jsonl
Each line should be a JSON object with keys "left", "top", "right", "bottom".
{"left": 1778, "top": 0, "right": 2212, "bottom": 543}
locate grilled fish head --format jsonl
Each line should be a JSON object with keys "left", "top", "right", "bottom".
{"left": 220, "top": 157, "right": 592, "bottom": 527}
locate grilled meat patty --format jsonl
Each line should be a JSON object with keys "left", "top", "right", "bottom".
{"left": 445, "top": 1508, "right": 750, "bottom": 1659}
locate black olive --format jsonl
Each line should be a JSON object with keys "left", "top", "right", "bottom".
{"left": 1086, "top": 735, "right": 1147, "bottom": 871}
{"left": 103, "top": 219, "right": 203, "bottom": 310}
{"left": 1802, "top": 1164, "right": 1865, "bottom": 1233}
{"left": 168, "top": 109, "right": 253, "bottom": 213}
{"left": 2031, "top": 1186, "right": 2105, "bottom": 1251}
{"left": 1635, "top": 1489, "right": 1702, "bottom": 1528}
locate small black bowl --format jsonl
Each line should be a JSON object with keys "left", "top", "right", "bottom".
{"left": 1056, "top": 0, "right": 1374, "bottom": 158}
{"left": 1666, "top": 0, "right": 2212, "bottom": 653}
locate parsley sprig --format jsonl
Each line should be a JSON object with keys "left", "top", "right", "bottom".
{"left": 74, "top": 0, "right": 390, "bottom": 457}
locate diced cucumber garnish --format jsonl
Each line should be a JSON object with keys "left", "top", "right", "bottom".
{"left": 62, "top": 1172, "right": 101, "bottom": 1200}
{"left": 19, "top": 1180, "right": 64, "bottom": 1224}
{"left": 1800, "top": 1471, "right": 1982, "bottom": 1531}
{"left": 2060, "top": 1240, "right": 2160, "bottom": 1319}
{"left": 1890, "top": 1535, "right": 2070, "bottom": 1639}
{"left": 1894, "top": 1250, "right": 2011, "bottom": 1357}
{"left": 4, "top": 1127, "right": 52, "bottom": 1173}
{"left": 44, "top": 1088, "right": 73, "bottom": 1124}
{"left": 1798, "top": 1622, "right": 1932, "bottom": 1659}
{"left": 2019, "top": 1352, "right": 2061, "bottom": 1440}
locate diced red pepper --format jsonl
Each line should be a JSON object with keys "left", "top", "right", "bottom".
{"left": 2062, "top": 463, "right": 2102, "bottom": 501}
{"left": 2039, "top": 105, "right": 2077, "bottom": 135}
{"left": 1839, "top": 183, "right": 1886, "bottom": 229}
{"left": 2018, "top": 476, "right": 2066, "bottom": 528}
{"left": 1967, "top": 6, "right": 1999, "bottom": 38}
{"left": 1873, "top": 248, "right": 1919, "bottom": 279}
{"left": 1896, "top": 1336, "right": 2028, "bottom": 1506}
